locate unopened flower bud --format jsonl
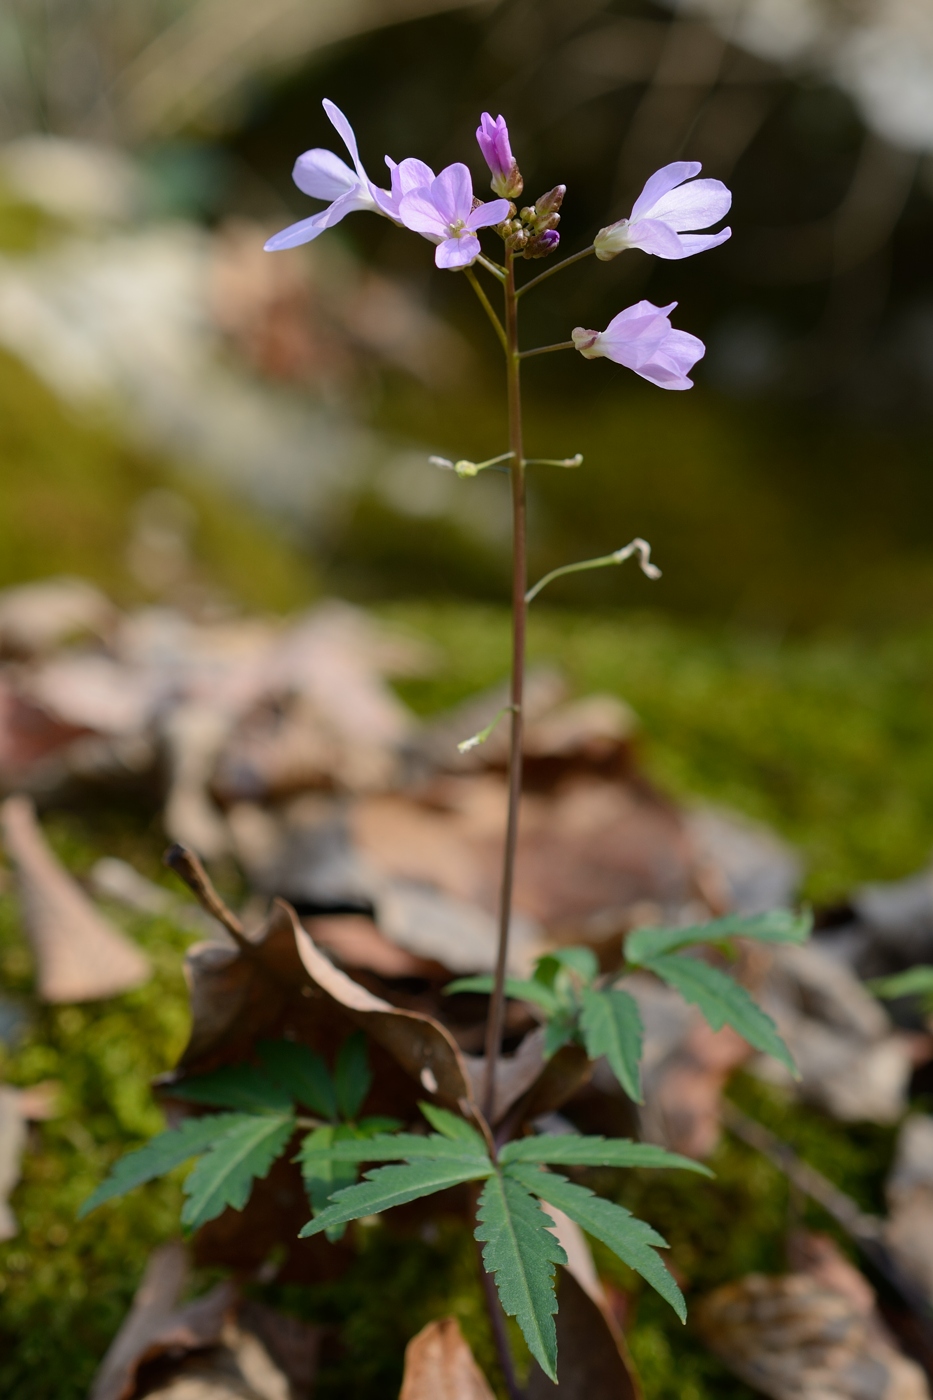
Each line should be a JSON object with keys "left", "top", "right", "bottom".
{"left": 535, "top": 185, "right": 565, "bottom": 218}
{"left": 523, "top": 229, "right": 560, "bottom": 259}
{"left": 476, "top": 112, "right": 524, "bottom": 200}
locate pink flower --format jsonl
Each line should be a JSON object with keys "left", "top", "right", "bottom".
{"left": 373, "top": 156, "right": 436, "bottom": 221}
{"left": 594, "top": 162, "right": 731, "bottom": 262}
{"left": 399, "top": 164, "right": 511, "bottom": 270}
{"left": 572, "top": 301, "right": 704, "bottom": 390}
{"left": 476, "top": 113, "right": 523, "bottom": 199}
{"left": 265, "top": 100, "right": 383, "bottom": 251}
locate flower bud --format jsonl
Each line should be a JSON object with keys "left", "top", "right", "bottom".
{"left": 523, "top": 229, "right": 560, "bottom": 259}
{"left": 535, "top": 185, "right": 565, "bottom": 218}
{"left": 476, "top": 113, "right": 524, "bottom": 200}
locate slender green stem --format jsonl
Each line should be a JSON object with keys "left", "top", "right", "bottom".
{"left": 516, "top": 243, "right": 595, "bottom": 297}
{"left": 477, "top": 253, "right": 507, "bottom": 282}
{"left": 465, "top": 268, "right": 508, "bottom": 353}
{"left": 525, "top": 538, "right": 661, "bottom": 604}
{"left": 526, "top": 453, "right": 583, "bottom": 468}
{"left": 518, "top": 340, "right": 575, "bottom": 360}
{"left": 481, "top": 246, "right": 526, "bottom": 1125}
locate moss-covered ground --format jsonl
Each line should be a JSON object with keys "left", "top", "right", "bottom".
{"left": 2, "top": 602, "right": 932, "bottom": 1396}
{"left": 0, "top": 323, "right": 932, "bottom": 1395}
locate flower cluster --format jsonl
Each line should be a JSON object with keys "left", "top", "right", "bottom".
{"left": 265, "top": 101, "right": 732, "bottom": 391}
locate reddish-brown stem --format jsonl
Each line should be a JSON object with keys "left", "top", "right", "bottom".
{"left": 481, "top": 248, "right": 526, "bottom": 1122}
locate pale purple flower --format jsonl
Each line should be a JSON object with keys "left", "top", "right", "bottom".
{"left": 373, "top": 155, "right": 436, "bottom": 221}
{"left": 399, "top": 164, "right": 510, "bottom": 269}
{"left": 594, "top": 162, "right": 731, "bottom": 262}
{"left": 265, "top": 100, "right": 381, "bottom": 251}
{"left": 476, "top": 112, "right": 523, "bottom": 198}
{"left": 572, "top": 300, "right": 704, "bottom": 390}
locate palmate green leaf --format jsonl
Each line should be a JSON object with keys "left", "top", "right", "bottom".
{"left": 300, "top": 1124, "right": 362, "bottom": 1242}
{"left": 869, "top": 965, "right": 933, "bottom": 1004}
{"left": 169, "top": 1064, "right": 292, "bottom": 1115}
{"left": 78, "top": 1113, "right": 250, "bottom": 1217}
{"left": 534, "top": 946, "right": 599, "bottom": 986}
{"left": 626, "top": 908, "right": 811, "bottom": 966}
{"left": 499, "top": 1134, "right": 713, "bottom": 1177}
{"left": 258, "top": 1039, "right": 338, "bottom": 1119}
{"left": 580, "top": 986, "right": 644, "bottom": 1102}
{"left": 334, "top": 1032, "right": 373, "bottom": 1119}
{"left": 181, "top": 1112, "right": 295, "bottom": 1230}
{"left": 298, "top": 1130, "right": 489, "bottom": 1166}
{"left": 645, "top": 955, "right": 796, "bottom": 1075}
{"left": 509, "top": 1165, "right": 686, "bottom": 1322}
{"left": 444, "top": 975, "right": 561, "bottom": 1016}
{"left": 299, "top": 1157, "right": 493, "bottom": 1239}
{"left": 418, "top": 1102, "right": 488, "bottom": 1150}
{"left": 543, "top": 1009, "right": 578, "bottom": 1058}
{"left": 475, "top": 1173, "right": 567, "bottom": 1383}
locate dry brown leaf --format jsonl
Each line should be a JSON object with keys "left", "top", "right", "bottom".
{"left": 1, "top": 795, "right": 150, "bottom": 1002}
{"left": 90, "top": 1242, "right": 320, "bottom": 1400}
{"left": 90, "top": 1242, "right": 236, "bottom": 1400}
{"left": 696, "top": 1270, "right": 930, "bottom": 1400}
{"left": 885, "top": 1115, "right": 933, "bottom": 1304}
{"left": 398, "top": 1317, "right": 495, "bottom": 1400}
{"left": 0, "top": 577, "right": 116, "bottom": 657}
{"left": 0, "top": 1085, "right": 27, "bottom": 1241}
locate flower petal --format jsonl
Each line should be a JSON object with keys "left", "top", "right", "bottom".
{"left": 292, "top": 148, "right": 358, "bottom": 201}
{"left": 397, "top": 157, "right": 436, "bottom": 195}
{"left": 465, "top": 197, "right": 511, "bottom": 230}
{"left": 431, "top": 163, "right": 473, "bottom": 227}
{"left": 398, "top": 190, "right": 447, "bottom": 239}
{"left": 622, "top": 218, "right": 686, "bottom": 259}
{"left": 644, "top": 178, "right": 732, "bottom": 233}
{"left": 264, "top": 189, "right": 369, "bottom": 250}
{"left": 636, "top": 330, "right": 705, "bottom": 389}
{"left": 630, "top": 161, "right": 702, "bottom": 221}
{"left": 673, "top": 227, "right": 732, "bottom": 257}
{"left": 436, "top": 233, "right": 481, "bottom": 268}
{"left": 323, "top": 98, "right": 368, "bottom": 185}
{"left": 264, "top": 211, "right": 331, "bottom": 251}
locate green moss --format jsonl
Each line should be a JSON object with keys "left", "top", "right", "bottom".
{"left": 2, "top": 602, "right": 931, "bottom": 1396}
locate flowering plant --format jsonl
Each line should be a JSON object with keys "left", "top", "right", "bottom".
{"left": 82, "top": 104, "right": 811, "bottom": 1393}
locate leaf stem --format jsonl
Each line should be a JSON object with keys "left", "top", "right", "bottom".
{"left": 465, "top": 268, "right": 509, "bottom": 353}
{"left": 516, "top": 243, "right": 595, "bottom": 297}
{"left": 525, "top": 538, "right": 661, "bottom": 604}
{"left": 518, "top": 340, "right": 575, "bottom": 360}
{"left": 481, "top": 248, "right": 526, "bottom": 1125}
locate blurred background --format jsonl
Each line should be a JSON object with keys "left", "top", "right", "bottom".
{"left": 9, "top": 6, "right": 933, "bottom": 1398}
{"left": 3, "top": 0, "right": 933, "bottom": 626}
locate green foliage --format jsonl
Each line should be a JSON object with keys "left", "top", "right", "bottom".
{"left": 181, "top": 1113, "right": 295, "bottom": 1229}
{"left": 259, "top": 1039, "right": 338, "bottom": 1120}
{"left": 333, "top": 1032, "right": 373, "bottom": 1119}
{"left": 639, "top": 956, "right": 796, "bottom": 1075}
{"left": 78, "top": 1113, "right": 252, "bottom": 1216}
{"left": 170, "top": 1064, "right": 293, "bottom": 1115}
{"left": 498, "top": 1135, "right": 712, "bottom": 1176}
{"left": 300, "top": 1158, "right": 494, "bottom": 1240}
{"left": 475, "top": 1173, "right": 565, "bottom": 1382}
{"left": 507, "top": 1165, "right": 686, "bottom": 1323}
{"left": 624, "top": 909, "right": 812, "bottom": 964}
{"left": 869, "top": 965, "right": 933, "bottom": 1013}
{"left": 579, "top": 986, "right": 644, "bottom": 1102}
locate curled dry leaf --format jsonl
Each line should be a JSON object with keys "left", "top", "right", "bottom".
{"left": 1, "top": 794, "right": 150, "bottom": 1002}
{"left": 398, "top": 1317, "right": 496, "bottom": 1400}
{"left": 885, "top": 1115, "right": 933, "bottom": 1305}
{"left": 90, "top": 1242, "right": 236, "bottom": 1400}
{"left": 90, "top": 1241, "right": 321, "bottom": 1400}
{"left": 755, "top": 942, "right": 915, "bottom": 1124}
{"left": 696, "top": 1267, "right": 930, "bottom": 1400}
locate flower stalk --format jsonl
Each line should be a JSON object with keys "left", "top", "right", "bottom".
{"left": 481, "top": 244, "right": 527, "bottom": 1123}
